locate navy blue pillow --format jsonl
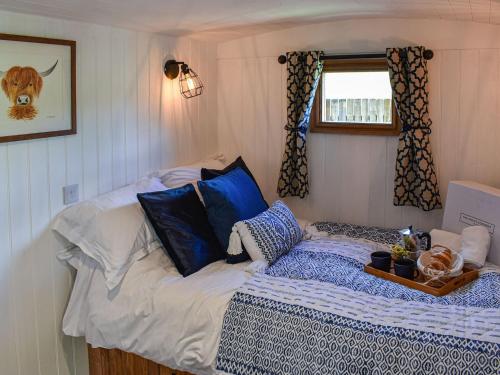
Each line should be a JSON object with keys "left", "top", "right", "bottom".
{"left": 197, "top": 167, "right": 268, "bottom": 263}
{"left": 201, "top": 156, "right": 268, "bottom": 208}
{"left": 137, "top": 184, "right": 225, "bottom": 277}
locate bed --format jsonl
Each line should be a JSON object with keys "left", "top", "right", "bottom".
{"left": 62, "top": 222, "right": 500, "bottom": 375}
{"left": 57, "top": 160, "right": 499, "bottom": 375}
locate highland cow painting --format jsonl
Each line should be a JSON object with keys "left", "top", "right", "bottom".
{"left": 0, "top": 34, "right": 76, "bottom": 143}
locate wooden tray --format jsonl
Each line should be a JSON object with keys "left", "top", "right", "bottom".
{"left": 364, "top": 263, "right": 479, "bottom": 296}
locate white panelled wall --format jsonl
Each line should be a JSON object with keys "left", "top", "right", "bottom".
{"left": 0, "top": 10, "right": 217, "bottom": 375}
{"left": 217, "top": 18, "right": 500, "bottom": 232}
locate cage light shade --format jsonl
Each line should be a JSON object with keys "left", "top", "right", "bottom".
{"left": 179, "top": 67, "right": 203, "bottom": 99}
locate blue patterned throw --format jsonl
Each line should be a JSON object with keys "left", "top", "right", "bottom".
{"left": 313, "top": 221, "right": 430, "bottom": 250}
{"left": 216, "top": 231, "right": 500, "bottom": 375}
{"left": 313, "top": 221, "right": 401, "bottom": 244}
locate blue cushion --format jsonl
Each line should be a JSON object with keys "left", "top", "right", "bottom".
{"left": 137, "top": 184, "right": 225, "bottom": 276}
{"left": 228, "top": 201, "right": 302, "bottom": 266}
{"left": 201, "top": 156, "right": 268, "bottom": 208}
{"left": 197, "top": 167, "right": 268, "bottom": 261}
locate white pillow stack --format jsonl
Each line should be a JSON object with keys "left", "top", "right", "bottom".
{"left": 54, "top": 155, "right": 228, "bottom": 289}
{"left": 53, "top": 177, "right": 167, "bottom": 290}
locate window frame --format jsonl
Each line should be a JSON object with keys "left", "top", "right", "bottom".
{"left": 310, "top": 57, "right": 401, "bottom": 136}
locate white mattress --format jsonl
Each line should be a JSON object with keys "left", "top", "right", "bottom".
{"left": 63, "top": 248, "right": 254, "bottom": 375}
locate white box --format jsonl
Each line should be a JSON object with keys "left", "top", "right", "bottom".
{"left": 442, "top": 181, "right": 500, "bottom": 265}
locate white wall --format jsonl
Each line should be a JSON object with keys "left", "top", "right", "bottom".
{"left": 0, "top": 10, "right": 217, "bottom": 375}
{"left": 217, "top": 18, "right": 500, "bottom": 231}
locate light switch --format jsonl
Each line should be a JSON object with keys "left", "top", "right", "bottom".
{"left": 63, "top": 184, "right": 79, "bottom": 205}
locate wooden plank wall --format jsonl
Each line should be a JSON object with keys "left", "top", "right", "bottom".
{"left": 217, "top": 23, "right": 500, "bottom": 232}
{"left": 0, "top": 9, "right": 218, "bottom": 375}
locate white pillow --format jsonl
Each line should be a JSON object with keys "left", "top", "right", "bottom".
{"left": 157, "top": 154, "right": 226, "bottom": 188}
{"left": 53, "top": 177, "right": 166, "bottom": 290}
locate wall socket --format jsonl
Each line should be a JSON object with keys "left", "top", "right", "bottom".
{"left": 63, "top": 184, "right": 79, "bottom": 205}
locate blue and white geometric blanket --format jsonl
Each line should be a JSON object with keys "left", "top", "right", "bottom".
{"left": 216, "top": 234, "right": 500, "bottom": 374}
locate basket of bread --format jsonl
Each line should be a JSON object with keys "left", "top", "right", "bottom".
{"left": 417, "top": 245, "right": 464, "bottom": 287}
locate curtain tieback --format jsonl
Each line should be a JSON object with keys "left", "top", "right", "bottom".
{"left": 402, "top": 124, "right": 431, "bottom": 135}
{"left": 284, "top": 124, "right": 307, "bottom": 134}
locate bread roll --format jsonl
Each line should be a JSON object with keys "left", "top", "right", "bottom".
{"left": 420, "top": 247, "right": 453, "bottom": 272}
{"left": 428, "top": 260, "right": 447, "bottom": 271}
{"left": 433, "top": 251, "right": 452, "bottom": 268}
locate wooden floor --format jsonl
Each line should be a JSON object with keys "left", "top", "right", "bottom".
{"left": 88, "top": 345, "right": 193, "bottom": 375}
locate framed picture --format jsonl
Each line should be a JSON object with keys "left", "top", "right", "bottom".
{"left": 0, "top": 33, "right": 76, "bottom": 143}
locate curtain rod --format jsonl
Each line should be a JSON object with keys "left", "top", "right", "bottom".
{"left": 277, "top": 49, "right": 434, "bottom": 64}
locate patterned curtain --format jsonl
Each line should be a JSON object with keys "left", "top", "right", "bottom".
{"left": 277, "top": 51, "right": 324, "bottom": 198}
{"left": 386, "top": 46, "right": 441, "bottom": 211}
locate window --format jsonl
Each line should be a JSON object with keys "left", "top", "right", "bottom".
{"left": 310, "top": 58, "right": 400, "bottom": 135}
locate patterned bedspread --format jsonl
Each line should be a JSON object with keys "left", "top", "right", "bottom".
{"left": 216, "top": 225, "right": 500, "bottom": 375}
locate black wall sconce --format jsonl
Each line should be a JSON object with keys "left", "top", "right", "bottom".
{"left": 163, "top": 60, "right": 204, "bottom": 99}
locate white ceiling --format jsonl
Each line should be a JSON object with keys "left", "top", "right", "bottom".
{"left": 0, "top": 0, "right": 499, "bottom": 40}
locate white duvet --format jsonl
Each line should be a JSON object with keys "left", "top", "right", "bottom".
{"left": 63, "top": 248, "right": 253, "bottom": 375}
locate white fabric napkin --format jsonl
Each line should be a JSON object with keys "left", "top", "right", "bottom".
{"left": 430, "top": 229, "right": 462, "bottom": 253}
{"left": 461, "top": 226, "right": 491, "bottom": 268}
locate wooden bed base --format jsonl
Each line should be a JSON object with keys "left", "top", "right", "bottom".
{"left": 88, "top": 345, "right": 193, "bottom": 375}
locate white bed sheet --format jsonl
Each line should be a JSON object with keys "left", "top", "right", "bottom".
{"left": 63, "top": 248, "right": 253, "bottom": 375}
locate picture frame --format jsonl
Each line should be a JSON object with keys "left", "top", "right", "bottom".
{"left": 0, "top": 33, "right": 76, "bottom": 143}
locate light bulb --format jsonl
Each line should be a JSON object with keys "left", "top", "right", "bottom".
{"left": 186, "top": 76, "right": 196, "bottom": 91}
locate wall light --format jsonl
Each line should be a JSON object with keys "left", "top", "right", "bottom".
{"left": 163, "top": 59, "right": 204, "bottom": 99}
